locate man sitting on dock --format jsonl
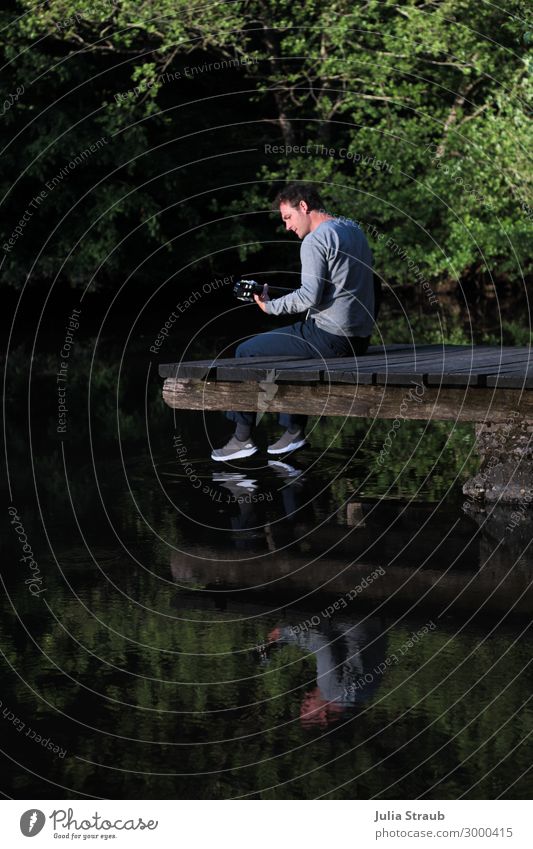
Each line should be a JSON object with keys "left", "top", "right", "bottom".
{"left": 212, "top": 182, "right": 375, "bottom": 461}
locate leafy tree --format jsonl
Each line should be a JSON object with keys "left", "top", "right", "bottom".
{"left": 1, "top": 0, "right": 530, "bottom": 304}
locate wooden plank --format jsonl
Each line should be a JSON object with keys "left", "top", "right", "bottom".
{"left": 486, "top": 364, "right": 533, "bottom": 389}
{"left": 426, "top": 355, "right": 532, "bottom": 387}
{"left": 426, "top": 373, "right": 485, "bottom": 387}
{"left": 324, "top": 349, "right": 475, "bottom": 385}
{"left": 222, "top": 350, "right": 438, "bottom": 384}
{"left": 216, "top": 350, "right": 416, "bottom": 381}
{"left": 426, "top": 366, "right": 531, "bottom": 388}
{"left": 375, "top": 372, "right": 427, "bottom": 385}
{"left": 160, "top": 346, "right": 532, "bottom": 384}
{"left": 436, "top": 352, "right": 533, "bottom": 369}
{"left": 347, "top": 343, "right": 462, "bottom": 356}
{"left": 493, "top": 361, "right": 533, "bottom": 372}
{"left": 356, "top": 349, "right": 520, "bottom": 380}
{"left": 218, "top": 363, "right": 322, "bottom": 382}
{"left": 487, "top": 362, "right": 533, "bottom": 376}
{"left": 369, "top": 350, "right": 508, "bottom": 386}
{"left": 218, "top": 346, "right": 516, "bottom": 385}
{"left": 159, "top": 345, "right": 473, "bottom": 380}
{"left": 217, "top": 356, "right": 379, "bottom": 383}
{"left": 434, "top": 358, "right": 532, "bottom": 377}
{"left": 159, "top": 355, "right": 293, "bottom": 379}
{"left": 394, "top": 348, "right": 531, "bottom": 366}
{"left": 319, "top": 368, "right": 377, "bottom": 385}
{"left": 161, "top": 351, "right": 399, "bottom": 381}
{"left": 273, "top": 358, "right": 381, "bottom": 382}
{"left": 486, "top": 375, "right": 533, "bottom": 389}
{"left": 424, "top": 349, "right": 530, "bottom": 366}
{"left": 162, "top": 379, "right": 533, "bottom": 422}
{"left": 427, "top": 358, "right": 533, "bottom": 375}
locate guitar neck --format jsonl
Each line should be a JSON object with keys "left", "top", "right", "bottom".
{"left": 233, "top": 279, "right": 295, "bottom": 302}
{"left": 265, "top": 286, "right": 293, "bottom": 297}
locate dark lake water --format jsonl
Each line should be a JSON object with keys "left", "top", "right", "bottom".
{"left": 3, "top": 378, "right": 532, "bottom": 799}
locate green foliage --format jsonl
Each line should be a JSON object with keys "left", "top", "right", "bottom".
{"left": 1, "top": 0, "right": 530, "bottom": 296}
{"left": 481, "top": 321, "right": 533, "bottom": 346}
{"left": 237, "top": 0, "right": 532, "bottom": 293}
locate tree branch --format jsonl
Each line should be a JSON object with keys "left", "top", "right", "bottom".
{"left": 435, "top": 80, "right": 480, "bottom": 158}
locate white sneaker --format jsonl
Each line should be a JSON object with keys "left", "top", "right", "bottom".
{"left": 267, "top": 429, "right": 307, "bottom": 455}
{"left": 211, "top": 435, "right": 259, "bottom": 461}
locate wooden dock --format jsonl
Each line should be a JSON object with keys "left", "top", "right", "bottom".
{"left": 160, "top": 344, "right": 533, "bottom": 502}
{"left": 160, "top": 344, "right": 532, "bottom": 419}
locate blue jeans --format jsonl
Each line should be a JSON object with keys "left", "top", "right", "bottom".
{"left": 226, "top": 320, "right": 370, "bottom": 431}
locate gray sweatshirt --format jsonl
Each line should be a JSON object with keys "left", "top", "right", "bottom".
{"left": 264, "top": 218, "right": 374, "bottom": 337}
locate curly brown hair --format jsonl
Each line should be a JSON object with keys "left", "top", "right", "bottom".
{"left": 272, "top": 182, "right": 325, "bottom": 212}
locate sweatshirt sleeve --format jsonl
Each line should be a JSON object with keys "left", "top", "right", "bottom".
{"left": 264, "top": 233, "right": 328, "bottom": 316}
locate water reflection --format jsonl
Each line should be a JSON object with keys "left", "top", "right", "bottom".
{"left": 166, "top": 454, "right": 533, "bottom": 745}
{"left": 210, "top": 462, "right": 306, "bottom": 541}
{"left": 168, "top": 457, "right": 533, "bottom": 615}
{"left": 261, "top": 617, "right": 387, "bottom": 728}
{"left": 3, "top": 405, "right": 533, "bottom": 798}
{"left": 3, "top": 328, "right": 533, "bottom": 799}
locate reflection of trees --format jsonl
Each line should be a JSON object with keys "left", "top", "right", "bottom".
{"left": 1, "top": 574, "right": 531, "bottom": 798}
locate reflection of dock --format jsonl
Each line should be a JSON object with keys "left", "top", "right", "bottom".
{"left": 170, "top": 500, "right": 533, "bottom": 615}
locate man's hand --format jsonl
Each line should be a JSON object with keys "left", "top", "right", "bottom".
{"left": 253, "top": 283, "right": 270, "bottom": 313}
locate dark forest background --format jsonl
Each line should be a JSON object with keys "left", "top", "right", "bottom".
{"left": 1, "top": 0, "right": 531, "bottom": 345}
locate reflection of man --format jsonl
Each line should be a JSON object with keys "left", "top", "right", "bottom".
{"left": 212, "top": 182, "right": 375, "bottom": 461}
{"left": 265, "top": 617, "right": 387, "bottom": 728}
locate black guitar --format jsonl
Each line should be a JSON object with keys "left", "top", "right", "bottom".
{"left": 234, "top": 277, "right": 382, "bottom": 320}
{"left": 233, "top": 279, "right": 293, "bottom": 302}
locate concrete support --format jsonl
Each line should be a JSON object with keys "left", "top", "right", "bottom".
{"left": 463, "top": 417, "right": 533, "bottom": 504}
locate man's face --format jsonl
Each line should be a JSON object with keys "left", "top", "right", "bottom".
{"left": 279, "top": 200, "right": 311, "bottom": 239}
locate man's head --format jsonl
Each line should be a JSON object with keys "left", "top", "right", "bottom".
{"left": 273, "top": 183, "right": 326, "bottom": 240}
